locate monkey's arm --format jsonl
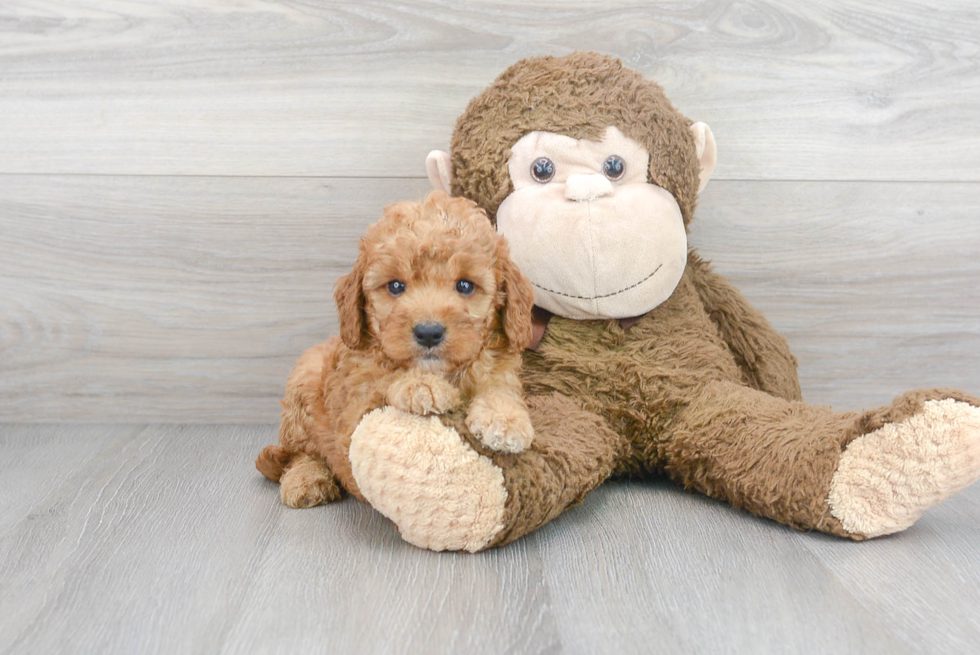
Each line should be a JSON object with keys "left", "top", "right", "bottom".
{"left": 687, "top": 251, "right": 802, "bottom": 401}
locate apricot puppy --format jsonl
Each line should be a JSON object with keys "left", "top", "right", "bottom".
{"left": 256, "top": 191, "right": 535, "bottom": 508}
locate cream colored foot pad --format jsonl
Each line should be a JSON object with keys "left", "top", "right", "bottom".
{"left": 349, "top": 407, "right": 507, "bottom": 552}
{"left": 829, "top": 399, "right": 980, "bottom": 537}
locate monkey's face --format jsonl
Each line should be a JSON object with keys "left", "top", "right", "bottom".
{"left": 496, "top": 126, "right": 688, "bottom": 319}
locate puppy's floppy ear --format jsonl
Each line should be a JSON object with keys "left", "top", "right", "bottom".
{"left": 497, "top": 238, "right": 535, "bottom": 353}
{"left": 334, "top": 254, "right": 367, "bottom": 349}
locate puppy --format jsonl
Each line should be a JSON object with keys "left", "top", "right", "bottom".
{"left": 256, "top": 191, "right": 536, "bottom": 508}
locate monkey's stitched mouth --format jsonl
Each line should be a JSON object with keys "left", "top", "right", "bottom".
{"left": 529, "top": 264, "right": 662, "bottom": 301}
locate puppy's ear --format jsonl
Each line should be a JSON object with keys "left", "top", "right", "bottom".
{"left": 497, "top": 239, "right": 535, "bottom": 353}
{"left": 334, "top": 255, "right": 367, "bottom": 349}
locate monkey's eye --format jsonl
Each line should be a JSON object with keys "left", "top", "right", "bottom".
{"left": 455, "top": 280, "right": 476, "bottom": 296}
{"left": 386, "top": 280, "right": 406, "bottom": 296}
{"left": 603, "top": 155, "right": 626, "bottom": 180}
{"left": 530, "top": 157, "right": 555, "bottom": 183}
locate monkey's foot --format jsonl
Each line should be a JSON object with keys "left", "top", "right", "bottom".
{"left": 348, "top": 407, "right": 507, "bottom": 552}
{"left": 829, "top": 399, "right": 980, "bottom": 537}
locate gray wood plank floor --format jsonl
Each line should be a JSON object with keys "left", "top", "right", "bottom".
{"left": 1, "top": 424, "right": 977, "bottom": 655}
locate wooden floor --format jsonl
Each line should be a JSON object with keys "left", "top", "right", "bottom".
{"left": 0, "top": 423, "right": 977, "bottom": 655}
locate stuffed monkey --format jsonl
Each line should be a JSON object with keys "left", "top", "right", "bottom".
{"left": 284, "top": 52, "right": 980, "bottom": 552}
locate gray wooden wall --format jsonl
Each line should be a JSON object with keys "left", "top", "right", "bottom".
{"left": 2, "top": 0, "right": 978, "bottom": 422}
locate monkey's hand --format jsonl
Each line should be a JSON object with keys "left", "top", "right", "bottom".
{"left": 466, "top": 390, "right": 535, "bottom": 453}
{"left": 386, "top": 371, "right": 460, "bottom": 416}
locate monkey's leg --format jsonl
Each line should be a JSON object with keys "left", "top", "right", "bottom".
{"left": 348, "top": 394, "right": 625, "bottom": 552}
{"left": 661, "top": 382, "right": 980, "bottom": 538}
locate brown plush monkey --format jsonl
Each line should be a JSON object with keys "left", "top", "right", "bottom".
{"left": 292, "top": 52, "right": 980, "bottom": 552}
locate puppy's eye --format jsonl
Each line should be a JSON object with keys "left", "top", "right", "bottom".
{"left": 530, "top": 157, "right": 555, "bottom": 183}
{"left": 603, "top": 155, "right": 626, "bottom": 180}
{"left": 387, "top": 280, "right": 406, "bottom": 296}
{"left": 455, "top": 280, "right": 476, "bottom": 296}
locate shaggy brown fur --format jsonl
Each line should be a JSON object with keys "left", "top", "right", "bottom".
{"left": 451, "top": 50, "right": 701, "bottom": 226}
{"left": 341, "top": 52, "right": 980, "bottom": 549}
{"left": 256, "top": 192, "right": 535, "bottom": 506}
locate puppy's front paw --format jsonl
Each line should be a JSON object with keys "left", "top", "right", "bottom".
{"left": 466, "top": 394, "right": 535, "bottom": 453}
{"left": 387, "top": 373, "right": 460, "bottom": 415}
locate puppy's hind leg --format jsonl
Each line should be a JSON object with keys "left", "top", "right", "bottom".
{"left": 256, "top": 444, "right": 291, "bottom": 482}
{"left": 257, "top": 444, "right": 341, "bottom": 508}
{"left": 280, "top": 452, "right": 342, "bottom": 508}
{"left": 259, "top": 338, "right": 344, "bottom": 508}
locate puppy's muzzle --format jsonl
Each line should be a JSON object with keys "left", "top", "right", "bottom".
{"left": 413, "top": 322, "right": 446, "bottom": 349}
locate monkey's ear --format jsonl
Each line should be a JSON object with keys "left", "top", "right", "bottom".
{"left": 690, "top": 122, "right": 717, "bottom": 193}
{"left": 334, "top": 258, "right": 367, "bottom": 349}
{"left": 426, "top": 150, "right": 453, "bottom": 194}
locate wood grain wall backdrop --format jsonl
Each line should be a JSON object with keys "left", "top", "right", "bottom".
{"left": 0, "top": 1, "right": 978, "bottom": 421}
{"left": 2, "top": 0, "right": 979, "bottom": 180}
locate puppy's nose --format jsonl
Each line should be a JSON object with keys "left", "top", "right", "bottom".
{"left": 413, "top": 322, "right": 446, "bottom": 349}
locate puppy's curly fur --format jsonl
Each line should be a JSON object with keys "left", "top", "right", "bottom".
{"left": 256, "top": 192, "right": 535, "bottom": 508}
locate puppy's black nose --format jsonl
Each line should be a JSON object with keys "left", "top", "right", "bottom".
{"left": 413, "top": 322, "right": 446, "bottom": 349}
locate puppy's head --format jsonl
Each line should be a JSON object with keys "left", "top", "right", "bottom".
{"left": 335, "top": 191, "right": 533, "bottom": 371}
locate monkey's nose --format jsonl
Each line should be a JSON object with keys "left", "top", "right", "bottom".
{"left": 413, "top": 322, "right": 446, "bottom": 349}
{"left": 564, "top": 173, "right": 614, "bottom": 202}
